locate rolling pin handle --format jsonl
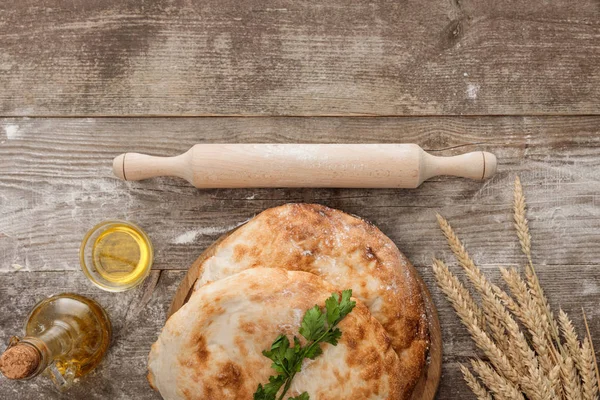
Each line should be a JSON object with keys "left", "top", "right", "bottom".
{"left": 421, "top": 151, "right": 497, "bottom": 182}
{"left": 112, "top": 152, "right": 192, "bottom": 183}
{"left": 482, "top": 151, "right": 497, "bottom": 180}
{"left": 112, "top": 153, "right": 127, "bottom": 180}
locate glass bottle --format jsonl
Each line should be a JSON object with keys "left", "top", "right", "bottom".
{"left": 0, "top": 293, "right": 111, "bottom": 389}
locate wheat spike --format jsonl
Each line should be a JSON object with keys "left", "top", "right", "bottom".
{"left": 504, "top": 314, "right": 555, "bottom": 400}
{"left": 562, "top": 354, "right": 584, "bottom": 400}
{"left": 432, "top": 259, "right": 520, "bottom": 385}
{"left": 581, "top": 337, "right": 599, "bottom": 400}
{"left": 471, "top": 359, "right": 525, "bottom": 400}
{"left": 513, "top": 176, "right": 561, "bottom": 345}
{"left": 434, "top": 178, "right": 599, "bottom": 400}
{"left": 513, "top": 176, "right": 532, "bottom": 264}
{"left": 521, "top": 361, "right": 556, "bottom": 400}
{"left": 549, "top": 364, "right": 563, "bottom": 399}
{"left": 436, "top": 215, "right": 552, "bottom": 395}
{"left": 436, "top": 213, "right": 509, "bottom": 351}
{"left": 510, "top": 336, "right": 555, "bottom": 400}
{"left": 582, "top": 309, "right": 600, "bottom": 400}
{"left": 499, "top": 267, "right": 530, "bottom": 312}
{"left": 500, "top": 299, "right": 555, "bottom": 400}
{"left": 561, "top": 355, "right": 583, "bottom": 400}
{"left": 494, "top": 286, "right": 525, "bottom": 324}
{"left": 460, "top": 363, "right": 494, "bottom": 400}
{"left": 477, "top": 268, "right": 542, "bottom": 383}
{"left": 583, "top": 309, "right": 600, "bottom": 391}
{"left": 431, "top": 258, "right": 485, "bottom": 329}
{"left": 559, "top": 310, "right": 585, "bottom": 376}
{"left": 501, "top": 267, "right": 555, "bottom": 375}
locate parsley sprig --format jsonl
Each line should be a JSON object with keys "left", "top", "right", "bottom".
{"left": 253, "top": 289, "right": 356, "bottom": 400}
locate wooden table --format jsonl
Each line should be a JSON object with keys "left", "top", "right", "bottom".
{"left": 1, "top": 1, "right": 599, "bottom": 399}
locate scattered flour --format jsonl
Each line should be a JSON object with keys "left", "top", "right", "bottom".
{"left": 172, "top": 230, "right": 201, "bottom": 245}
{"left": 171, "top": 219, "right": 252, "bottom": 245}
{"left": 466, "top": 84, "right": 480, "bottom": 99}
{"left": 3, "top": 124, "right": 20, "bottom": 140}
{"left": 582, "top": 281, "right": 599, "bottom": 296}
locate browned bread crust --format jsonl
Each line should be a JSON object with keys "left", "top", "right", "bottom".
{"left": 150, "top": 268, "right": 404, "bottom": 400}
{"left": 193, "top": 203, "right": 429, "bottom": 398}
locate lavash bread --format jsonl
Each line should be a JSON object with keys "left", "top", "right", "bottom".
{"left": 148, "top": 268, "right": 402, "bottom": 400}
{"left": 192, "top": 203, "right": 429, "bottom": 396}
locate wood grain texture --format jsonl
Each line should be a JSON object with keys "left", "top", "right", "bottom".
{"left": 0, "top": 0, "right": 599, "bottom": 116}
{"left": 1, "top": 264, "right": 599, "bottom": 399}
{"left": 1, "top": 116, "right": 599, "bottom": 398}
{"left": 1, "top": 116, "right": 599, "bottom": 274}
{"left": 2, "top": 1, "right": 599, "bottom": 398}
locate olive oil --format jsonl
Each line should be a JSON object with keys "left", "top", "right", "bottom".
{"left": 92, "top": 224, "right": 151, "bottom": 285}
{"left": 80, "top": 220, "right": 153, "bottom": 291}
{"left": 0, "top": 294, "right": 111, "bottom": 389}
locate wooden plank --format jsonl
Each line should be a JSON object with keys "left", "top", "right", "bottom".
{"left": 1, "top": 116, "right": 599, "bottom": 273}
{"left": 1, "top": 264, "right": 599, "bottom": 399}
{"left": 0, "top": 1, "right": 599, "bottom": 116}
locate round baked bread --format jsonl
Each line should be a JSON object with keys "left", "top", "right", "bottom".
{"left": 149, "top": 268, "right": 402, "bottom": 400}
{"left": 192, "top": 203, "right": 428, "bottom": 396}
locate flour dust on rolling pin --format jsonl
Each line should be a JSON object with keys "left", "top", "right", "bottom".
{"left": 112, "top": 144, "right": 497, "bottom": 189}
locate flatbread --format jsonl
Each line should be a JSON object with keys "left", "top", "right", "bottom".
{"left": 148, "top": 268, "right": 402, "bottom": 400}
{"left": 192, "top": 203, "right": 428, "bottom": 396}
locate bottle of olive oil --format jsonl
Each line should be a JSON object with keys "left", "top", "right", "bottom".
{"left": 0, "top": 293, "right": 111, "bottom": 389}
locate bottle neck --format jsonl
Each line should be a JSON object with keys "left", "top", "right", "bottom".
{"left": 20, "top": 322, "right": 74, "bottom": 379}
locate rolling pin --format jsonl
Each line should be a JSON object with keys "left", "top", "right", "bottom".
{"left": 112, "top": 144, "right": 496, "bottom": 188}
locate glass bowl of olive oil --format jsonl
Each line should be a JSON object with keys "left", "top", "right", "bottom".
{"left": 80, "top": 220, "right": 153, "bottom": 292}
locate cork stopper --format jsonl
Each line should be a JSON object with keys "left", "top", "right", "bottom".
{"left": 0, "top": 343, "right": 41, "bottom": 380}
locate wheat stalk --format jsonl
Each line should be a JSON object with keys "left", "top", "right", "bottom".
{"left": 582, "top": 309, "right": 600, "bottom": 400}
{"left": 460, "top": 363, "right": 494, "bottom": 400}
{"left": 580, "top": 337, "right": 599, "bottom": 400}
{"left": 560, "top": 310, "right": 585, "bottom": 378}
{"left": 549, "top": 364, "right": 563, "bottom": 399}
{"left": 431, "top": 258, "right": 485, "bottom": 329}
{"left": 437, "top": 213, "right": 510, "bottom": 352}
{"left": 432, "top": 259, "right": 520, "bottom": 385}
{"left": 522, "top": 361, "right": 556, "bottom": 400}
{"left": 501, "top": 267, "right": 555, "bottom": 375}
{"left": 561, "top": 355, "right": 583, "bottom": 400}
{"left": 432, "top": 176, "right": 598, "bottom": 400}
{"left": 471, "top": 359, "right": 525, "bottom": 400}
{"left": 513, "top": 176, "right": 561, "bottom": 346}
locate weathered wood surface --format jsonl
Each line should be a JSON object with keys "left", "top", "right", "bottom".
{"left": 2, "top": 0, "right": 600, "bottom": 397}
{"left": 1, "top": 117, "right": 600, "bottom": 399}
{"left": 2, "top": 117, "right": 599, "bottom": 273}
{"left": 1, "top": 0, "right": 599, "bottom": 116}
{"left": 1, "top": 264, "right": 599, "bottom": 399}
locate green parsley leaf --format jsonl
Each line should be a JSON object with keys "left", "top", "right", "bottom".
{"left": 325, "top": 293, "right": 341, "bottom": 326}
{"left": 254, "top": 290, "right": 355, "bottom": 400}
{"left": 303, "top": 343, "right": 323, "bottom": 360}
{"left": 288, "top": 392, "right": 310, "bottom": 400}
{"left": 262, "top": 335, "right": 292, "bottom": 374}
{"left": 254, "top": 375, "right": 287, "bottom": 400}
{"left": 337, "top": 289, "right": 356, "bottom": 322}
{"left": 293, "top": 336, "right": 302, "bottom": 354}
{"left": 299, "top": 305, "right": 326, "bottom": 341}
{"left": 321, "top": 327, "right": 342, "bottom": 346}
{"left": 254, "top": 384, "right": 268, "bottom": 400}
